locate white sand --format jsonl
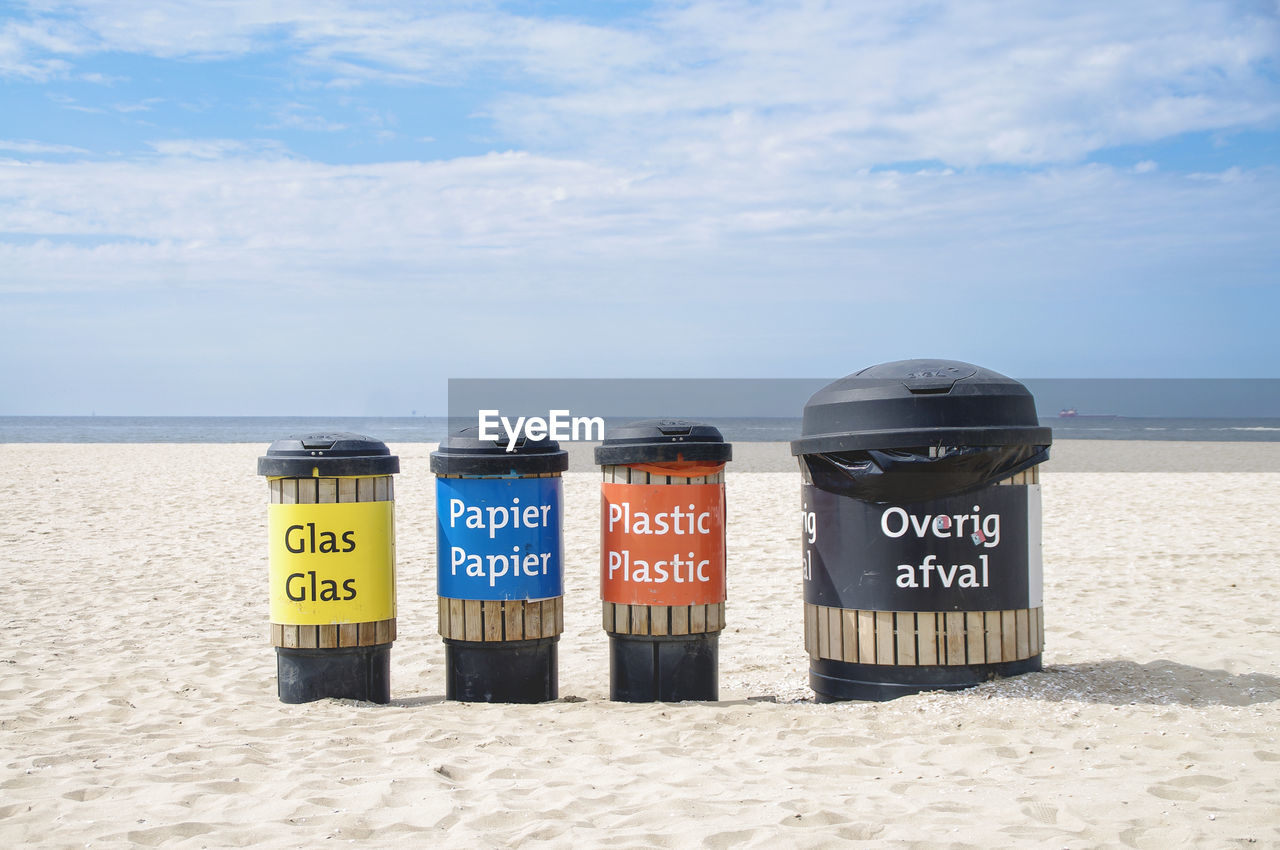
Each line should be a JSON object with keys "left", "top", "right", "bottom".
{"left": 1, "top": 441, "right": 1278, "bottom": 848}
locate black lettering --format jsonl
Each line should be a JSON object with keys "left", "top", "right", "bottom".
{"left": 318, "top": 531, "right": 338, "bottom": 554}
{"left": 284, "top": 525, "right": 306, "bottom": 554}
{"left": 309, "top": 570, "right": 317, "bottom": 600}
{"left": 341, "top": 530, "right": 356, "bottom": 552}
{"left": 342, "top": 578, "right": 357, "bottom": 600}
{"left": 285, "top": 573, "right": 307, "bottom": 601}
{"left": 319, "top": 579, "right": 340, "bottom": 601}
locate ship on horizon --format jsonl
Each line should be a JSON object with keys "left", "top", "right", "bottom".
{"left": 1058, "top": 408, "right": 1120, "bottom": 419}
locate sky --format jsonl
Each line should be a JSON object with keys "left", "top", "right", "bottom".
{"left": 1, "top": 0, "right": 1278, "bottom": 415}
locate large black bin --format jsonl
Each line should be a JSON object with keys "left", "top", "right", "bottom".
{"left": 791, "top": 360, "right": 1052, "bottom": 702}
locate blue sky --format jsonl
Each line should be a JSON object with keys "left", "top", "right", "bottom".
{"left": 2, "top": 0, "right": 1278, "bottom": 415}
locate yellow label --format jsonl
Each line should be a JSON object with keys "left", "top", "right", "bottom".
{"left": 268, "top": 502, "right": 395, "bottom": 625}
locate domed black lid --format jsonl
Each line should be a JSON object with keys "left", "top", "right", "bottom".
{"left": 791, "top": 359, "right": 1052, "bottom": 455}
{"left": 595, "top": 419, "right": 732, "bottom": 466}
{"left": 430, "top": 426, "right": 568, "bottom": 476}
{"left": 258, "top": 432, "right": 400, "bottom": 477}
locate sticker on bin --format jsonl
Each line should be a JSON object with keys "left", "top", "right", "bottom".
{"left": 600, "top": 483, "right": 726, "bottom": 605}
{"left": 268, "top": 501, "right": 396, "bottom": 625}
{"left": 437, "top": 477, "right": 563, "bottom": 601}
{"left": 801, "top": 483, "right": 1041, "bottom": 611}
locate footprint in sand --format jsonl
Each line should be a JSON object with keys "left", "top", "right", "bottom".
{"left": 1020, "top": 801, "right": 1058, "bottom": 824}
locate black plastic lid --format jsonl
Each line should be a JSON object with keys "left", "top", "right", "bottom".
{"left": 430, "top": 426, "right": 568, "bottom": 476}
{"left": 595, "top": 419, "right": 732, "bottom": 466}
{"left": 258, "top": 433, "right": 400, "bottom": 477}
{"left": 791, "top": 359, "right": 1052, "bottom": 455}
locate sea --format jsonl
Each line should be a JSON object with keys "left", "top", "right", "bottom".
{"left": 1, "top": 415, "right": 1279, "bottom": 443}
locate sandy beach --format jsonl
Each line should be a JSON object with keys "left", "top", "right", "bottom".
{"left": 2, "top": 440, "right": 1278, "bottom": 848}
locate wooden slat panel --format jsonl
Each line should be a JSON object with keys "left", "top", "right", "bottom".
{"left": 269, "top": 479, "right": 282, "bottom": 503}
{"left": 670, "top": 604, "right": 689, "bottom": 636}
{"left": 842, "top": 609, "right": 857, "bottom": 663}
{"left": 651, "top": 604, "right": 669, "bottom": 636}
{"left": 555, "top": 596, "right": 564, "bottom": 635}
{"left": 1001, "top": 610, "right": 1017, "bottom": 661}
{"left": 297, "top": 478, "right": 317, "bottom": 504}
{"left": 338, "top": 477, "right": 357, "bottom": 503}
{"left": 602, "top": 601, "right": 614, "bottom": 630}
{"left": 804, "top": 603, "right": 818, "bottom": 657}
{"left": 917, "top": 612, "right": 937, "bottom": 665}
{"left": 464, "top": 600, "right": 482, "bottom": 641}
{"left": 542, "top": 600, "right": 557, "bottom": 638}
{"left": 375, "top": 619, "right": 391, "bottom": 645}
{"left": 1015, "top": 609, "right": 1030, "bottom": 659}
{"left": 896, "top": 612, "right": 916, "bottom": 666}
{"left": 318, "top": 478, "right": 337, "bottom": 504}
{"left": 449, "top": 598, "right": 465, "bottom": 641}
{"left": 525, "top": 600, "right": 542, "bottom": 639}
{"left": 358, "top": 621, "right": 376, "bottom": 646}
{"left": 298, "top": 625, "right": 318, "bottom": 649}
{"left": 438, "top": 597, "right": 449, "bottom": 636}
{"left": 966, "top": 611, "right": 985, "bottom": 664}
{"left": 945, "top": 612, "right": 965, "bottom": 665}
{"left": 718, "top": 602, "right": 726, "bottom": 630}
{"left": 857, "top": 610, "right": 875, "bottom": 664}
{"left": 270, "top": 623, "right": 283, "bottom": 646}
{"left": 985, "top": 611, "right": 1003, "bottom": 663}
{"left": 1037, "top": 605, "right": 1045, "bottom": 652}
{"left": 505, "top": 600, "right": 523, "bottom": 641}
{"left": 690, "top": 603, "right": 706, "bottom": 634}
{"left": 1028, "top": 607, "right": 1039, "bottom": 656}
{"left": 632, "top": 604, "right": 650, "bottom": 635}
{"left": 613, "top": 603, "right": 630, "bottom": 635}
{"left": 339, "top": 622, "right": 359, "bottom": 647}
{"left": 828, "top": 606, "right": 844, "bottom": 661}
{"left": 483, "top": 601, "right": 502, "bottom": 641}
{"left": 281, "top": 478, "right": 298, "bottom": 504}
{"left": 876, "top": 611, "right": 895, "bottom": 665}
{"left": 282, "top": 624, "right": 299, "bottom": 648}
{"left": 318, "top": 624, "right": 338, "bottom": 649}
{"left": 375, "top": 477, "right": 389, "bottom": 501}
{"left": 817, "top": 605, "right": 831, "bottom": 659}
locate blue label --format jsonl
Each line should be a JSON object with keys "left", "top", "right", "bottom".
{"left": 436, "top": 477, "right": 564, "bottom": 601}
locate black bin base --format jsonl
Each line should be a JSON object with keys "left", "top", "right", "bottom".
{"left": 609, "top": 632, "right": 719, "bottom": 702}
{"left": 444, "top": 637, "right": 558, "bottom": 703}
{"left": 276, "top": 645, "right": 391, "bottom": 704}
{"left": 810, "top": 655, "right": 1041, "bottom": 702}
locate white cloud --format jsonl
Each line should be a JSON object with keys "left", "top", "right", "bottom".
{"left": 0, "top": 139, "right": 90, "bottom": 154}
{"left": 4, "top": 1, "right": 1276, "bottom": 169}
{"left": 266, "top": 103, "right": 349, "bottom": 132}
{"left": 1, "top": 152, "right": 1275, "bottom": 306}
{"left": 145, "top": 138, "right": 287, "bottom": 158}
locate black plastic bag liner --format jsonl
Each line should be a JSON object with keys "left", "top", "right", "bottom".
{"left": 793, "top": 359, "right": 1052, "bottom": 503}
{"left": 801, "top": 444, "right": 1049, "bottom": 505}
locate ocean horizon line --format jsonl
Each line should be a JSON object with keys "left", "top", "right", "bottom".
{"left": 2, "top": 414, "right": 1279, "bottom": 444}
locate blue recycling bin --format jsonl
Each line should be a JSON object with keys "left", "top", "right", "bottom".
{"left": 431, "top": 428, "right": 567, "bottom": 703}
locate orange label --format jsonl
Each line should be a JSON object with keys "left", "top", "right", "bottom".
{"left": 600, "top": 482, "right": 726, "bottom": 605}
